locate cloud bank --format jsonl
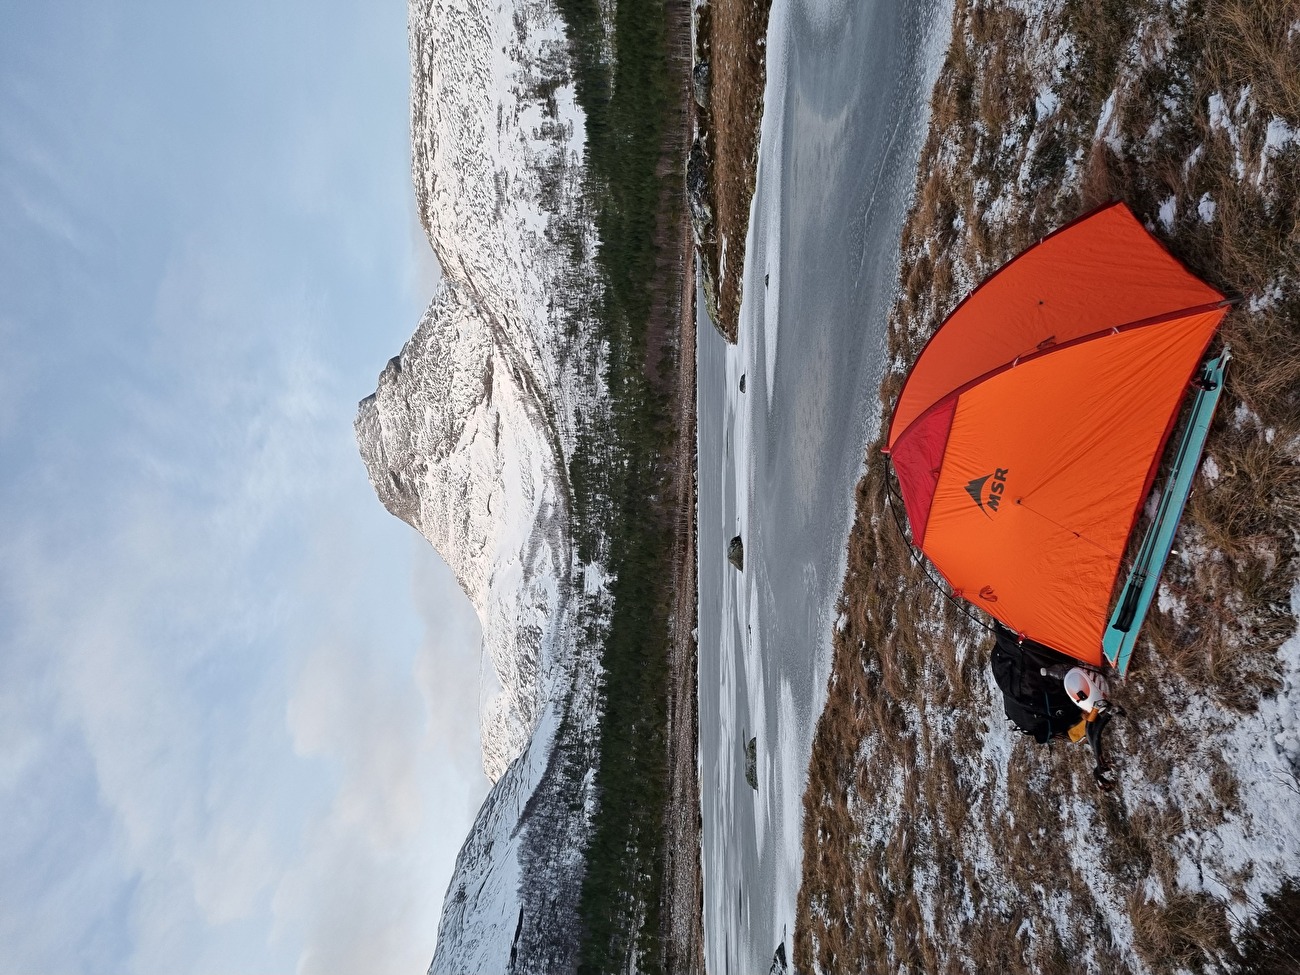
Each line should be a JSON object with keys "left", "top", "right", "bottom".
{"left": 0, "top": 1, "right": 486, "bottom": 971}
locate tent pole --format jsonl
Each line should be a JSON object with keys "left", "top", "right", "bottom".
{"left": 1103, "top": 348, "right": 1231, "bottom": 676}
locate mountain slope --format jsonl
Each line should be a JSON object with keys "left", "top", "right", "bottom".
{"left": 356, "top": 0, "right": 608, "bottom": 970}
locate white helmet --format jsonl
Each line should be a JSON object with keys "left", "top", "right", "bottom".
{"left": 1064, "top": 667, "right": 1108, "bottom": 712}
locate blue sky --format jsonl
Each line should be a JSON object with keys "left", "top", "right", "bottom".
{"left": 0, "top": 2, "right": 489, "bottom": 972}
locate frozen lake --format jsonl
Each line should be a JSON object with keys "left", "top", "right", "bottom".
{"left": 695, "top": 0, "right": 951, "bottom": 971}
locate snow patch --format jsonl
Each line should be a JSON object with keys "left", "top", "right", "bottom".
{"left": 1264, "top": 116, "right": 1300, "bottom": 154}
{"left": 1259, "top": 116, "right": 1300, "bottom": 187}
{"left": 1201, "top": 454, "right": 1220, "bottom": 482}
{"left": 1094, "top": 91, "right": 1124, "bottom": 152}
{"left": 1034, "top": 84, "right": 1059, "bottom": 121}
{"left": 1158, "top": 196, "right": 1177, "bottom": 231}
{"left": 1248, "top": 281, "right": 1284, "bottom": 314}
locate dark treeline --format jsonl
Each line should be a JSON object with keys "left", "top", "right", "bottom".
{"left": 549, "top": 0, "right": 689, "bottom": 970}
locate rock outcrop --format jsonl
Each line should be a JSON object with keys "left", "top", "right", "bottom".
{"left": 728, "top": 535, "right": 745, "bottom": 571}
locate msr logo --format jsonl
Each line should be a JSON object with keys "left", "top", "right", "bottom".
{"left": 965, "top": 468, "right": 1010, "bottom": 516}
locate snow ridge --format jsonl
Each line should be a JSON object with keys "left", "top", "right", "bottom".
{"left": 356, "top": 0, "right": 607, "bottom": 969}
{"left": 361, "top": 0, "right": 597, "bottom": 782}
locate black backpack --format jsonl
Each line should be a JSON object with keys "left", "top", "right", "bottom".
{"left": 990, "top": 624, "right": 1080, "bottom": 744}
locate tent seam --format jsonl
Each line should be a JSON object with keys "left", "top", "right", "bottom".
{"left": 889, "top": 301, "right": 1230, "bottom": 452}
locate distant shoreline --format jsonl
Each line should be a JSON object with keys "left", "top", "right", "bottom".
{"left": 692, "top": 0, "right": 774, "bottom": 343}
{"left": 663, "top": 217, "right": 704, "bottom": 975}
{"left": 670, "top": 0, "right": 775, "bottom": 967}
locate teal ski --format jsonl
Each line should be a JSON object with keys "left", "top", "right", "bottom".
{"left": 1104, "top": 349, "right": 1231, "bottom": 676}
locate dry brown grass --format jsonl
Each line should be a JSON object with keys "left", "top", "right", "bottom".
{"left": 694, "top": 0, "right": 772, "bottom": 342}
{"left": 1236, "top": 880, "right": 1300, "bottom": 974}
{"left": 1206, "top": 0, "right": 1300, "bottom": 122}
{"left": 1131, "top": 890, "right": 1236, "bottom": 973}
{"left": 662, "top": 220, "right": 705, "bottom": 975}
{"left": 794, "top": 0, "right": 1300, "bottom": 972}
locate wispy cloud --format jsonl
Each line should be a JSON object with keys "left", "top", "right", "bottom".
{"left": 274, "top": 531, "right": 487, "bottom": 975}
{"left": 0, "top": 316, "right": 33, "bottom": 439}
{"left": 407, "top": 200, "right": 445, "bottom": 297}
{"left": 1, "top": 234, "right": 486, "bottom": 974}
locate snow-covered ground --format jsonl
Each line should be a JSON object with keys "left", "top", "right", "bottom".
{"left": 795, "top": 1, "right": 1300, "bottom": 970}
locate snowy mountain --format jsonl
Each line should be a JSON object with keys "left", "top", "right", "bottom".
{"left": 356, "top": 284, "right": 572, "bottom": 782}
{"left": 358, "top": 0, "right": 600, "bottom": 782}
{"left": 355, "top": 0, "right": 608, "bottom": 969}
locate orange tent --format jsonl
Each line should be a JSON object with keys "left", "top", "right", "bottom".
{"left": 885, "top": 202, "right": 1228, "bottom": 666}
